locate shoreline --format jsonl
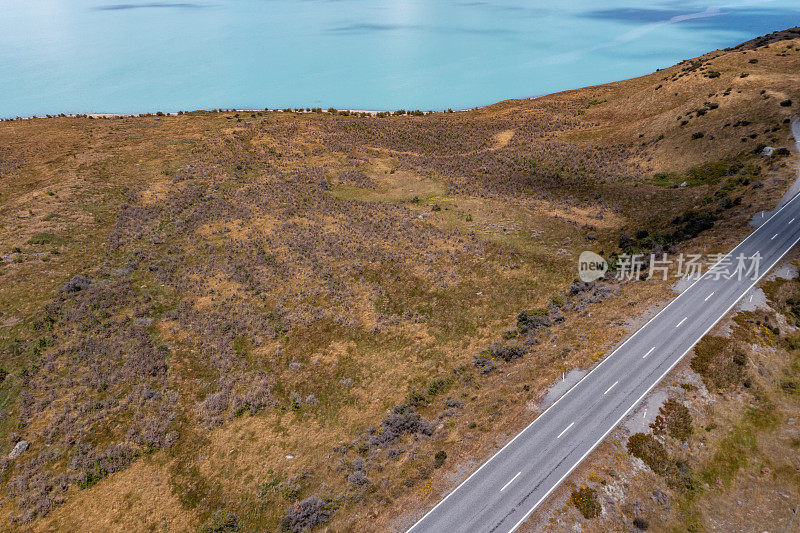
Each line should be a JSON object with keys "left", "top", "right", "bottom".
{"left": 0, "top": 97, "right": 544, "bottom": 122}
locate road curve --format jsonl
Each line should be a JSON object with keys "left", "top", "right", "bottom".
{"left": 408, "top": 190, "right": 800, "bottom": 533}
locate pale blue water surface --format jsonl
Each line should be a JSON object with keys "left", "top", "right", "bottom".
{"left": 1, "top": 0, "right": 798, "bottom": 117}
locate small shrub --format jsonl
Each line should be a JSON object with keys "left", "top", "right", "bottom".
{"left": 569, "top": 485, "right": 601, "bottom": 519}
{"left": 786, "top": 294, "right": 800, "bottom": 326}
{"left": 61, "top": 275, "right": 92, "bottom": 293}
{"left": 367, "top": 405, "right": 434, "bottom": 447}
{"left": 443, "top": 397, "right": 463, "bottom": 409}
{"left": 633, "top": 516, "right": 649, "bottom": 530}
{"left": 691, "top": 336, "right": 743, "bottom": 389}
{"left": 406, "top": 388, "right": 429, "bottom": 407}
{"left": 472, "top": 353, "right": 496, "bottom": 374}
{"left": 489, "top": 341, "right": 526, "bottom": 362}
{"left": 279, "top": 496, "right": 332, "bottom": 533}
{"left": 199, "top": 510, "right": 239, "bottom": 532}
{"left": 650, "top": 399, "right": 692, "bottom": 441}
{"left": 516, "top": 308, "right": 551, "bottom": 332}
{"left": 434, "top": 450, "right": 447, "bottom": 468}
{"left": 427, "top": 378, "right": 450, "bottom": 397}
{"left": 627, "top": 433, "right": 671, "bottom": 477}
{"left": 289, "top": 392, "right": 302, "bottom": 410}
{"left": 669, "top": 209, "right": 716, "bottom": 243}
{"left": 347, "top": 469, "right": 370, "bottom": 487}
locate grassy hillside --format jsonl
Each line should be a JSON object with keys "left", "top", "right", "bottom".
{"left": 0, "top": 29, "right": 798, "bottom": 532}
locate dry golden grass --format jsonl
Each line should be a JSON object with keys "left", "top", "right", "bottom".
{"left": 34, "top": 461, "right": 196, "bottom": 533}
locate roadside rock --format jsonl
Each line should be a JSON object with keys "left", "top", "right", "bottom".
{"left": 8, "top": 440, "right": 29, "bottom": 459}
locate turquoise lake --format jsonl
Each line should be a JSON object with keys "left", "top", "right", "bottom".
{"left": 1, "top": 0, "right": 799, "bottom": 117}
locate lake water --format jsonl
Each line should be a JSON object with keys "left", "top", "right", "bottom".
{"left": 1, "top": 0, "right": 798, "bottom": 117}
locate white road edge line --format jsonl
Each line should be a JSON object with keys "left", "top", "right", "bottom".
{"left": 556, "top": 422, "right": 574, "bottom": 439}
{"left": 406, "top": 192, "right": 800, "bottom": 533}
{"left": 704, "top": 291, "right": 714, "bottom": 301}
{"left": 604, "top": 381, "right": 618, "bottom": 395}
{"left": 506, "top": 225, "right": 800, "bottom": 533}
{"left": 642, "top": 347, "right": 655, "bottom": 359}
{"left": 500, "top": 472, "right": 521, "bottom": 492}
{"left": 676, "top": 317, "right": 687, "bottom": 327}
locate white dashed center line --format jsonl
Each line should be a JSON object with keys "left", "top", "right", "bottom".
{"left": 557, "top": 422, "right": 574, "bottom": 439}
{"left": 643, "top": 347, "right": 655, "bottom": 359}
{"left": 704, "top": 291, "right": 714, "bottom": 301}
{"left": 790, "top": 218, "right": 796, "bottom": 225}
{"left": 772, "top": 233, "right": 779, "bottom": 240}
{"left": 500, "top": 472, "right": 521, "bottom": 492}
{"left": 604, "top": 381, "right": 618, "bottom": 395}
{"left": 676, "top": 317, "right": 687, "bottom": 328}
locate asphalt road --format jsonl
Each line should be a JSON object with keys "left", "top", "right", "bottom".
{"left": 408, "top": 190, "right": 800, "bottom": 533}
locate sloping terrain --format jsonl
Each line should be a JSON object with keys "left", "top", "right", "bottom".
{"left": 0, "top": 29, "right": 798, "bottom": 532}
{"left": 532, "top": 259, "right": 800, "bottom": 533}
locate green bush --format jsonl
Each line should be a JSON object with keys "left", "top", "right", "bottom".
{"left": 627, "top": 433, "right": 671, "bottom": 477}
{"left": 685, "top": 161, "right": 729, "bottom": 185}
{"left": 434, "top": 450, "right": 447, "bottom": 468}
{"left": 652, "top": 171, "right": 680, "bottom": 186}
{"left": 570, "top": 485, "right": 601, "bottom": 519}
{"left": 427, "top": 377, "right": 451, "bottom": 397}
{"left": 199, "top": 511, "right": 239, "bottom": 532}
{"left": 650, "top": 399, "right": 693, "bottom": 441}
{"left": 691, "top": 335, "right": 743, "bottom": 389}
